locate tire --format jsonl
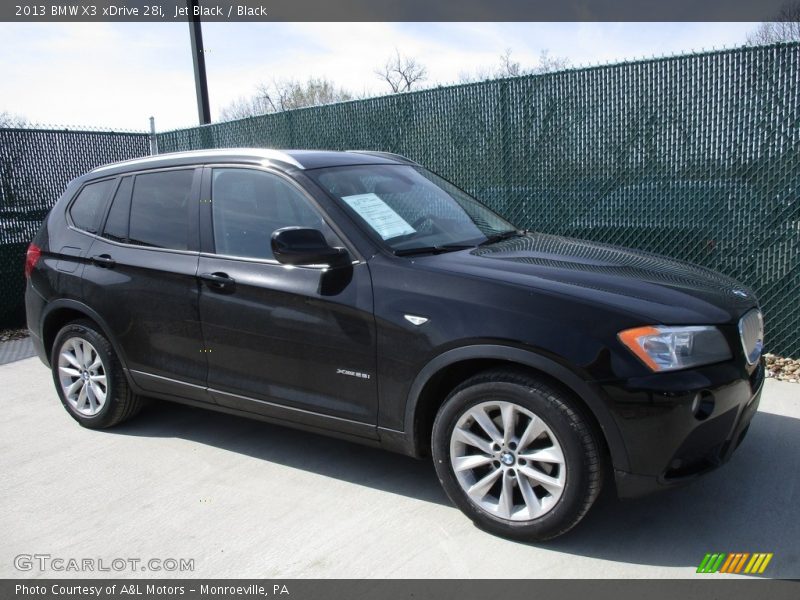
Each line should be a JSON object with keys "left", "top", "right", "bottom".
{"left": 432, "top": 369, "right": 603, "bottom": 541}
{"left": 50, "top": 319, "right": 143, "bottom": 429}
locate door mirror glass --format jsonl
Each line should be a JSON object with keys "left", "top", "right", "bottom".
{"left": 271, "top": 227, "right": 350, "bottom": 268}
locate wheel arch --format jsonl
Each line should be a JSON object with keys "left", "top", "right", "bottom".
{"left": 403, "top": 344, "right": 630, "bottom": 473}
{"left": 40, "top": 299, "right": 129, "bottom": 371}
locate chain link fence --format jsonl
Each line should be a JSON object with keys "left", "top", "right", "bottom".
{"left": 1, "top": 44, "right": 798, "bottom": 355}
{"left": 158, "top": 44, "right": 800, "bottom": 356}
{"left": 0, "top": 127, "right": 149, "bottom": 328}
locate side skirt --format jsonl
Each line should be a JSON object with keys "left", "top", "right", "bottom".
{"left": 127, "top": 368, "right": 392, "bottom": 451}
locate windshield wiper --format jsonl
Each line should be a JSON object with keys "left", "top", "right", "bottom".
{"left": 395, "top": 231, "right": 525, "bottom": 256}
{"left": 477, "top": 229, "right": 526, "bottom": 247}
{"left": 393, "top": 244, "right": 474, "bottom": 257}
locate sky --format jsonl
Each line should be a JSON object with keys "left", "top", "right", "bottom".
{"left": 0, "top": 22, "right": 758, "bottom": 132}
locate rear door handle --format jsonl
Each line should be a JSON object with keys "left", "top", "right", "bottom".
{"left": 90, "top": 254, "right": 115, "bottom": 268}
{"left": 199, "top": 272, "right": 236, "bottom": 292}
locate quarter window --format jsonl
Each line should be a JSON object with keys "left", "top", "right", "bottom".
{"left": 69, "top": 179, "right": 115, "bottom": 233}
{"left": 211, "top": 168, "right": 337, "bottom": 260}
{"left": 128, "top": 170, "right": 195, "bottom": 250}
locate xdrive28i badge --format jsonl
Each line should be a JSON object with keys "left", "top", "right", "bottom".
{"left": 336, "top": 368, "right": 371, "bottom": 380}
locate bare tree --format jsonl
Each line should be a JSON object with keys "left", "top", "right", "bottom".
{"left": 459, "top": 48, "right": 570, "bottom": 83}
{"left": 531, "top": 49, "right": 571, "bottom": 74}
{"left": 375, "top": 50, "right": 428, "bottom": 92}
{"left": 0, "top": 111, "right": 28, "bottom": 128}
{"left": 263, "top": 77, "right": 356, "bottom": 112}
{"left": 498, "top": 48, "right": 522, "bottom": 77}
{"left": 458, "top": 67, "right": 493, "bottom": 83}
{"left": 458, "top": 49, "right": 520, "bottom": 83}
{"left": 747, "top": 1, "right": 800, "bottom": 44}
{"left": 219, "top": 77, "right": 356, "bottom": 121}
{"left": 218, "top": 96, "right": 272, "bottom": 121}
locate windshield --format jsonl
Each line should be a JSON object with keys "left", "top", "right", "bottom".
{"left": 308, "top": 164, "right": 518, "bottom": 253}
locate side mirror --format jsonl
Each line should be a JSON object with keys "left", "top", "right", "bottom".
{"left": 271, "top": 227, "right": 351, "bottom": 268}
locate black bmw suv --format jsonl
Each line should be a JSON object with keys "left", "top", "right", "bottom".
{"left": 25, "top": 149, "right": 764, "bottom": 540}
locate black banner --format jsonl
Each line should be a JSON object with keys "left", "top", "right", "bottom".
{"left": 1, "top": 0, "right": 790, "bottom": 22}
{"left": 3, "top": 580, "right": 800, "bottom": 600}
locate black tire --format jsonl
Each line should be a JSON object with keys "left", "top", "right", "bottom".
{"left": 432, "top": 369, "right": 603, "bottom": 541}
{"left": 50, "top": 319, "right": 143, "bottom": 429}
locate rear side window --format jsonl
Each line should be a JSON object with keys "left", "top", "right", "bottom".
{"left": 128, "top": 170, "right": 194, "bottom": 250}
{"left": 102, "top": 176, "right": 133, "bottom": 242}
{"left": 69, "top": 179, "right": 115, "bottom": 233}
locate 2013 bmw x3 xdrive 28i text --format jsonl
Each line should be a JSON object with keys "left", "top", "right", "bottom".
{"left": 25, "top": 149, "right": 764, "bottom": 540}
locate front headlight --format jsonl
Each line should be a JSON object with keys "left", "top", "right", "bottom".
{"left": 618, "top": 325, "right": 731, "bottom": 372}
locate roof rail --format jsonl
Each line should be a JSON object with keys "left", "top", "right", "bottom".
{"left": 91, "top": 148, "right": 304, "bottom": 173}
{"left": 347, "top": 150, "right": 419, "bottom": 166}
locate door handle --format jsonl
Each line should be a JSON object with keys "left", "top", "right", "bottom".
{"left": 90, "top": 254, "right": 116, "bottom": 268}
{"left": 200, "top": 272, "right": 236, "bottom": 291}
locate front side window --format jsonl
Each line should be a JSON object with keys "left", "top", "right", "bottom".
{"left": 128, "top": 169, "right": 194, "bottom": 250}
{"left": 211, "top": 168, "right": 337, "bottom": 260}
{"left": 307, "top": 164, "right": 517, "bottom": 253}
{"left": 69, "top": 179, "right": 115, "bottom": 233}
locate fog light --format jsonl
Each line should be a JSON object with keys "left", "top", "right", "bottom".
{"left": 692, "top": 391, "right": 715, "bottom": 421}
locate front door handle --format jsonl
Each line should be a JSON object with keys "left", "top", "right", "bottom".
{"left": 90, "top": 254, "right": 115, "bottom": 268}
{"left": 200, "top": 272, "right": 236, "bottom": 292}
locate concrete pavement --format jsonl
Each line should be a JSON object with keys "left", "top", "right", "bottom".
{"left": 1, "top": 356, "right": 798, "bottom": 578}
{"left": 0, "top": 336, "right": 35, "bottom": 365}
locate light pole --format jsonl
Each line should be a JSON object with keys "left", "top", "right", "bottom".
{"left": 187, "top": 0, "right": 211, "bottom": 125}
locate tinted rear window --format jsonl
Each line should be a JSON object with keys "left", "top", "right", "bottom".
{"left": 69, "top": 179, "right": 115, "bottom": 233}
{"left": 102, "top": 176, "right": 133, "bottom": 242}
{"left": 128, "top": 170, "right": 194, "bottom": 250}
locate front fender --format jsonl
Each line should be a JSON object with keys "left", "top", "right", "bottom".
{"left": 402, "top": 344, "right": 631, "bottom": 473}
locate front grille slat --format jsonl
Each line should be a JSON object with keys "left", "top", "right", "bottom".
{"left": 739, "top": 309, "right": 764, "bottom": 365}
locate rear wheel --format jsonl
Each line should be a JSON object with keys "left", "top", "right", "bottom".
{"left": 51, "top": 320, "right": 142, "bottom": 428}
{"left": 432, "top": 370, "right": 602, "bottom": 541}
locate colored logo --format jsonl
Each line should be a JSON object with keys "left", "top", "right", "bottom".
{"left": 697, "top": 552, "right": 773, "bottom": 574}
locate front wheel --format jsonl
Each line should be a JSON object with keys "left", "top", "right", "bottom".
{"left": 432, "top": 370, "right": 603, "bottom": 541}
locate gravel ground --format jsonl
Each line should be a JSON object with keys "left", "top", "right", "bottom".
{"left": 765, "top": 353, "right": 800, "bottom": 384}
{"left": 0, "top": 328, "right": 29, "bottom": 342}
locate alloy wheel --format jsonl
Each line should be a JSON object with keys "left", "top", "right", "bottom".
{"left": 57, "top": 337, "right": 108, "bottom": 417}
{"left": 449, "top": 400, "right": 566, "bottom": 521}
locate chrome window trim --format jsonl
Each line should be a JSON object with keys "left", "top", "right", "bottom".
{"left": 66, "top": 226, "right": 202, "bottom": 258}
{"left": 197, "top": 251, "right": 356, "bottom": 271}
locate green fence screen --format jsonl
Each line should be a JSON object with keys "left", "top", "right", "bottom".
{"left": 158, "top": 44, "right": 800, "bottom": 356}
{"left": 1, "top": 44, "right": 798, "bottom": 355}
{"left": 0, "top": 128, "right": 149, "bottom": 328}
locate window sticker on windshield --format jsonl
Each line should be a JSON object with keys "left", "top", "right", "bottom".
{"left": 341, "top": 193, "right": 416, "bottom": 240}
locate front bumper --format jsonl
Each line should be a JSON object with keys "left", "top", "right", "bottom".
{"left": 602, "top": 358, "right": 764, "bottom": 499}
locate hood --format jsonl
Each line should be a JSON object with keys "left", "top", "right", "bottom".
{"left": 420, "top": 233, "right": 757, "bottom": 325}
